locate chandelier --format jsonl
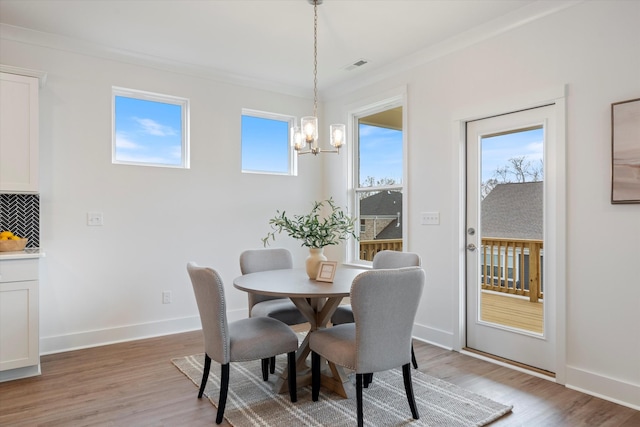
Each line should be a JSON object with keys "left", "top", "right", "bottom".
{"left": 291, "top": 0, "right": 346, "bottom": 156}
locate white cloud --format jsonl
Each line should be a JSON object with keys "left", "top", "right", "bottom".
{"left": 169, "top": 145, "right": 182, "bottom": 159}
{"left": 526, "top": 141, "right": 544, "bottom": 160}
{"left": 134, "top": 117, "right": 177, "bottom": 137}
{"left": 115, "top": 132, "right": 142, "bottom": 150}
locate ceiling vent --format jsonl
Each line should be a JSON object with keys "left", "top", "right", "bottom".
{"left": 342, "top": 59, "right": 369, "bottom": 71}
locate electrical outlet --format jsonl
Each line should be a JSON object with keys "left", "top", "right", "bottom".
{"left": 87, "top": 212, "right": 104, "bottom": 226}
{"left": 420, "top": 211, "right": 440, "bottom": 225}
{"left": 162, "top": 291, "right": 172, "bottom": 304}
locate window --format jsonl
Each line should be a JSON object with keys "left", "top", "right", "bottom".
{"left": 350, "top": 97, "right": 405, "bottom": 264}
{"left": 241, "top": 109, "right": 296, "bottom": 175}
{"left": 112, "top": 87, "right": 189, "bottom": 168}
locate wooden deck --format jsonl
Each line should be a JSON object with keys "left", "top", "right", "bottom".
{"left": 480, "top": 290, "right": 544, "bottom": 334}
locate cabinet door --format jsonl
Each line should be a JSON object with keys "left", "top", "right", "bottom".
{"left": 0, "top": 73, "right": 39, "bottom": 193}
{"left": 0, "top": 280, "right": 39, "bottom": 371}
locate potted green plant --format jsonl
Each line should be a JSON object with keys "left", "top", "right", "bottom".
{"left": 262, "top": 198, "right": 357, "bottom": 278}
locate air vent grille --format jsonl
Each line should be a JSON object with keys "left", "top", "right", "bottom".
{"left": 342, "top": 59, "right": 369, "bottom": 71}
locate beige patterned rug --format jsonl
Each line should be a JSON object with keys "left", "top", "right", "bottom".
{"left": 171, "top": 352, "right": 512, "bottom": 426}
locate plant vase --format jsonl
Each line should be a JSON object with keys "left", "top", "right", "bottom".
{"left": 305, "top": 247, "right": 327, "bottom": 279}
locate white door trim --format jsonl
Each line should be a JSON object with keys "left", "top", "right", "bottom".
{"left": 451, "top": 85, "right": 567, "bottom": 384}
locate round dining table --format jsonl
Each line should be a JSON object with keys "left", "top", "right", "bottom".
{"left": 233, "top": 267, "right": 367, "bottom": 398}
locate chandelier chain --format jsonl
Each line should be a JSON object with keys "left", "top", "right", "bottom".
{"left": 313, "top": 0, "right": 318, "bottom": 118}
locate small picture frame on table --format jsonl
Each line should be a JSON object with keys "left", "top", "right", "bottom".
{"left": 316, "top": 261, "right": 337, "bottom": 282}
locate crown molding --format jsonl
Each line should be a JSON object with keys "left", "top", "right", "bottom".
{"left": 0, "top": 23, "right": 309, "bottom": 98}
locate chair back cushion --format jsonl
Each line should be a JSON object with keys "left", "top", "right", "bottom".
{"left": 351, "top": 267, "right": 425, "bottom": 373}
{"left": 187, "top": 262, "right": 230, "bottom": 364}
{"left": 240, "top": 248, "right": 293, "bottom": 309}
{"left": 372, "top": 250, "right": 421, "bottom": 269}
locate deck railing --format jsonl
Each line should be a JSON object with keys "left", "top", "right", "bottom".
{"left": 480, "top": 237, "right": 543, "bottom": 302}
{"left": 359, "top": 239, "right": 403, "bottom": 261}
{"left": 359, "top": 237, "right": 543, "bottom": 302}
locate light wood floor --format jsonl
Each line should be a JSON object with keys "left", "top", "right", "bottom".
{"left": 1, "top": 327, "right": 638, "bottom": 426}
{"left": 480, "top": 291, "right": 544, "bottom": 334}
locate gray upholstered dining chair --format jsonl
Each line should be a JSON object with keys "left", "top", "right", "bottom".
{"left": 331, "top": 250, "right": 422, "bottom": 369}
{"left": 310, "top": 267, "right": 425, "bottom": 427}
{"left": 239, "top": 248, "right": 307, "bottom": 374}
{"left": 186, "top": 262, "right": 298, "bottom": 425}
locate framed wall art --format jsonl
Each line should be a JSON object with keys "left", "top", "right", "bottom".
{"left": 611, "top": 98, "right": 640, "bottom": 204}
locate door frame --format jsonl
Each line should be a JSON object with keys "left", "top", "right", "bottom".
{"left": 451, "top": 85, "right": 567, "bottom": 384}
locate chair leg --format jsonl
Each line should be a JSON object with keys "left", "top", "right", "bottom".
{"left": 261, "top": 358, "right": 269, "bottom": 381}
{"left": 215, "top": 363, "right": 230, "bottom": 424}
{"left": 270, "top": 356, "right": 276, "bottom": 374}
{"left": 311, "top": 351, "right": 320, "bottom": 401}
{"left": 411, "top": 343, "right": 418, "bottom": 369}
{"left": 198, "top": 354, "right": 212, "bottom": 398}
{"left": 287, "top": 351, "right": 297, "bottom": 402}
{"left": 356, "top": 373, "right": 364, "bottom": 427}
{"left": 402, "top": 363, "right": 419, "bottom": 420}
{"left": 364, "top": 373, "right": 373, "bottom": 388}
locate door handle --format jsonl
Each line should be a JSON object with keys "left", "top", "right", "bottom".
{"left": 466, "top": 243, "right": 477, "bottom": 251}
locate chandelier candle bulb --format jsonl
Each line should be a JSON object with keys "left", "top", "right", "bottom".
{"left": 291, "top": 126, "right": 305, "bottom": 150}
{"left": 330, "top": 124, "right": 345, "bottom": 148}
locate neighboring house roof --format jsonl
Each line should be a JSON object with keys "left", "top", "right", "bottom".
{"left": 360, "top": 190, "right": 402, "bottom": 217}
{"left": 376, "top": 219, "right": 401, "bottom": 239}
{"left": 360, "top": 191, "right": 403, "bottom": 240}
{"left": 481, "top": 182, "right": 543, "bottom": 240}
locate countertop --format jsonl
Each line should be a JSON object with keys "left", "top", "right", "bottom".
{"left": 0, "top": 248, "right": 45, "bottom": 260}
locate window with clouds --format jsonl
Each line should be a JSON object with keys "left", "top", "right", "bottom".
{"left": 112, "top": 87, "right": 189, "bottom": 168}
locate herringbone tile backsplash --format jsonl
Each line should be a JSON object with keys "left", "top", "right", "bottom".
{"left": 0, "top": 194, "right": 39, "bottom": 247}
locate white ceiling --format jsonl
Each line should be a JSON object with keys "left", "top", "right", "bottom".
{"left": 0, "top": 0, "right": 575, "bottom": 96}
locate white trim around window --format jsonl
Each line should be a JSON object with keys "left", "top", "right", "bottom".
{"left": 112, "top": 86, "right": 190, "bottom": 169}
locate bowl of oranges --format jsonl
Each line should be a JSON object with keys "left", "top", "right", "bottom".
{"left": 0, "top": 231, "right": 28, "bottom": 252}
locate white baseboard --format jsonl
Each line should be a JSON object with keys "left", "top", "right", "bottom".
{"left": 413, "top": 323, "right": 454, "bottom": 350}
{"left": 40, "top": 315, "right": 203, "bottom": 355}
{"left": 565, "top": 365, "right": 640, "bottom": 410}
{"left": 39, "top": 308, "right": 250, "bottom": 356}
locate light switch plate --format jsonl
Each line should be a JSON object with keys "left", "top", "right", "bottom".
{"left": 420, "top": 212, "right": 439, "bottom": 225}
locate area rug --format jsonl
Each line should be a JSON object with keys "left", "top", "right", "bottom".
{"left": 171, "top": 352, "right": 512, "bottom": 427}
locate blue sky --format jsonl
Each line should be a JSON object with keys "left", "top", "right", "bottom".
{"left": 481, "top": 127, "right": 544, "bottom": 182}
{"left": 114, "top": 96, "right": 182, "bottom": 165}
{"left": 359, "top": 124, "right": 403, "bottom": 186}
{"left": 241, "top": 115, "right": 289, "bottom": 173}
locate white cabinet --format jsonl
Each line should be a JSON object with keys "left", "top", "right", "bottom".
{"left": 0, "top": 257, "right": 40, "bottom": 381}
{"left": 0, "top": 72, "right": 39, "bottom": 193}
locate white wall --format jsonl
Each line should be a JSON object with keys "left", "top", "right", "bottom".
{"left": 1, "top": 0, "right": 638, "bottom": 410}
{"left": 0, "top": 35, "right": 334, "bottom": 352}
{"left": 324, "top": 0, "right": 639, "bottom": 409}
